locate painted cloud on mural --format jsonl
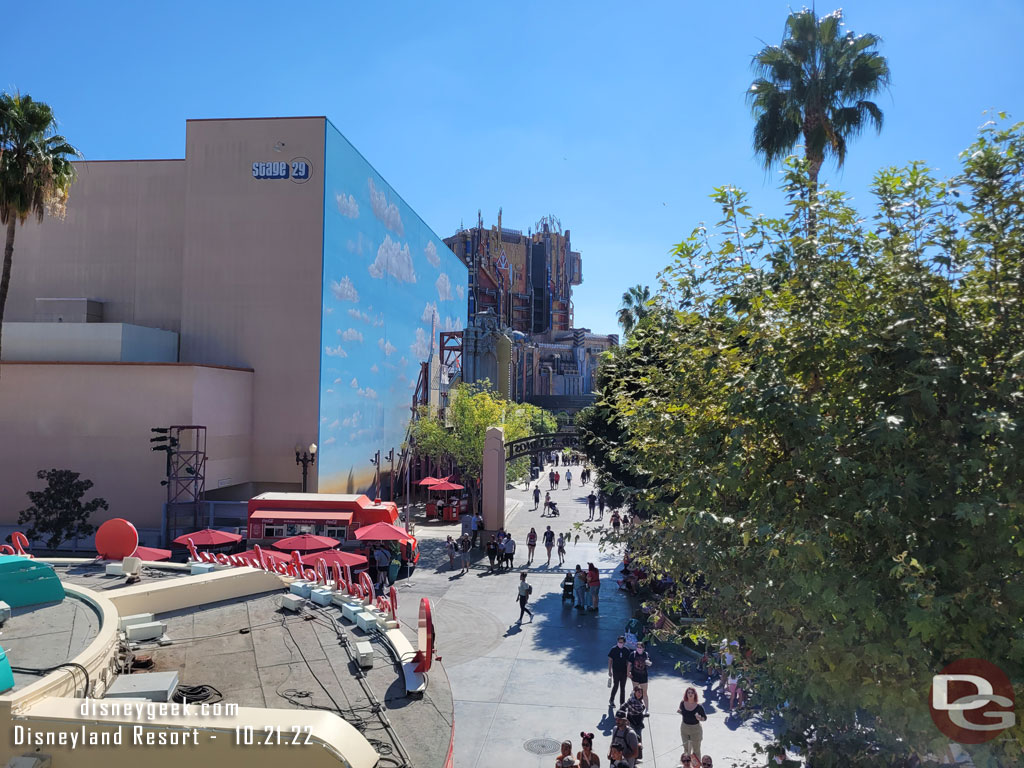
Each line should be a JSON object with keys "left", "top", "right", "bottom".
{"left": 424, "top": 241, "right": 440, "bottom": 268}
{"left": 436, "top": 273, "right": 453, "bottom": 301}
{"left": 330, "top": 277, "right": 359, "bottom": 303}
{"left": 369, "top": 235, "right": 416, "bottom": 283}
{"left": 368, "top": 177, "right": 404, "bottom": 237}
{"left": 336, "top": 192, "right": 359, "bottom": 218}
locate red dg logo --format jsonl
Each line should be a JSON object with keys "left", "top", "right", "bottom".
{"left": 929, "top": 659, "right": 1016, "bottom": 744}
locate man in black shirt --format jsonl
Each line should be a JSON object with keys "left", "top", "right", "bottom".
{"left": 607, "top": 635, "right": 631, "bottom": 706}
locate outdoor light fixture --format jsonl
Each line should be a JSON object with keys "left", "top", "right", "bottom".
{"left": 295, "top": 442, "right": 317, "bottom": 493}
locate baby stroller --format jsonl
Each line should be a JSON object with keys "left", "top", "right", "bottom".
{"left": 561, "top": 572, "right": 576, "bottom": 603}
{"left": 623, "top": 617, "right": 646, "bottom": 650}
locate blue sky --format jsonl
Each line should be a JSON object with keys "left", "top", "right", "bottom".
{"left": 4, "top": 1, "right": 1023, "bottom": 334}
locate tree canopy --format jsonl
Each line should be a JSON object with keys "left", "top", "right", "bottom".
{"left": 0, "top": 92, "right": 79, "bottom": 371}
{"left": 581, "top": 118, "right": 1024, "bottom": 767}
{"left": 18, "top": 468, "right": 107, "bottom": 550}
{"left": 748, "top": 8, "right": 890, "bottom": 185}
{"left": 410, "top": 381, "right": 556, "bottom": 510}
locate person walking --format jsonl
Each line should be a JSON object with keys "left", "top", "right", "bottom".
{"left": 527, "top": 527, "right": 538, "bottom": 564}
{"left": 607, "top": 635, "right": 631, "bottom": 707}
{"left": 444, "top": 536, "right": 456, "bottom": 571}
{"left": 544, "top": 492, "right": 552, "bottom": 515}
{"left": 470, "top": 513, "right": 481, "bottom": 548}
{"left": 625, "top": 686, "right": 648, "bottom": 743}
{"left": 678, "top": 686, "right": 707, "bottom": 759}
{"left": 587, "top": 491, "right": 597, "bottom": 520}
{"left": 374, "top": 546, "right": 391, "bottom": 591}
{"left": 627, "top": 640, "right": 652, "bottom": 708}
{"left": 565, "top": 469, "right": 572, "bottom": 489}
{"left": 598, "top": 493, "right": 606, "bottom": 520}
{"left": 587, "top": 563, "right": 601, "bottom": 611}
{"left": 459, "top": 533, "right": 472, "bottom": 574}
{"left": 533, "top": 485, "right": 541, "bottom": 510}
{"left": 611, "top": 511, "right": 621, "bottom": 534}
{"left": 503, "top": 534, "right": 517, "bottom": 570}
{"left": 516, "top": 571, "right": 533, "bottom": 623}
{"left": 486, "top": 535, "right": 499, "bottom": 572}
{"left": 573, "top": 564, "right": 587, "bottom": 610}
{"left": 543, "top": 526, "right": 555, "bottom": 565}
{"left": 577, "top": 733, "right": 599, "bottom": 768}
{"left": 556, "top": 533, "right": 566, "bottom": 566}
{"left": 549, "top": 469, "right": 556, "bottom": 490}
{"left": 609, "top": 710, "right": 640, "bottom": 768}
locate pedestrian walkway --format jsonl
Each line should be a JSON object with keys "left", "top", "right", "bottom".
{"left": 395, "top": 475, "right": 771, "bottom": 768}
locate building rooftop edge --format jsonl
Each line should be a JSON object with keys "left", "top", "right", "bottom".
{"left": 0, "top": 361, "right": 255, "bottom": 373}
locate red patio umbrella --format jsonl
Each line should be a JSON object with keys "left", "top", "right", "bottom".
{"left": 417, "top": 476, "right": 444, "bottom": 486}
{"left": 128, "top": 546, "right": 172, "bottom": 562}
{"left": 354, "top": 522, "right": 413, "bottom": 542}
{"left": 237, "top": 548, "right": 291, "bottom": 564}
{"left": 173, "top": 529, "right": 243, "bottom": 547}
{"left": 271, "top": 534, "right": 339, "bottom": 552}
{"left": 299, "top": 550, "right": 368, "bottom": 568}
{"left": 430, "top": 481, "right": 463, "bottom": 491}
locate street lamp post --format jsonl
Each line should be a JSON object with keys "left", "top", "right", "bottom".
{"left": 370, "top": 450, "right": 381, "bottom": 500}
{"left": 386, "top": 448, "right": 395, "bottom": 501}
{"left": 295, "top": 442, "right": 317, "bottom": 493}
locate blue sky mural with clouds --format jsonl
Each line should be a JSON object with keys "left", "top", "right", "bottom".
{"left": 318, "top": 120, "right": 468, "bottom": 494}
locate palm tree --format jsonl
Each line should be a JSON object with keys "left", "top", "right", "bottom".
{"left": 617, "top": 284, "right": 652, "bottom": 336}
{"left": 747, "top": 8, "right": 890, "bottom": 187}
{"left": 0, "top": 93, "right": 79, "bottom": 374}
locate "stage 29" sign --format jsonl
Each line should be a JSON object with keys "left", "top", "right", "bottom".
{"left": 252, "top": 158, "right": 311, "bottom": 183}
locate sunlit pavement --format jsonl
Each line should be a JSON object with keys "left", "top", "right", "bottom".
{"left": 395, "top": 476, "right": 772, "bottom": 768}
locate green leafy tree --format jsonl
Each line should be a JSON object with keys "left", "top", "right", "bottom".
{"left": 410, "top": 381, "right": 556, "bottom": 513}
{"left": 748, "top": 8, "right": 890, "bottom": 187}
{"left": 582, "top": 119, "right": 1024, "bottom": 767}
{"left": 0, "top": 93, "right": 79, "bottom": 373}
{"left": 18, "top": 468, "right": 107, "bottom": 550}
{"left": 616, "top": 284, "right": 652, "bottom": 336}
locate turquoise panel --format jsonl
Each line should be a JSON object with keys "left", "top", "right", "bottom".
{"left": 0, "top": 555, "right": 65, "bottom": 608}
{"left": 0, "top": 646, "right": 13, "bottom": 693}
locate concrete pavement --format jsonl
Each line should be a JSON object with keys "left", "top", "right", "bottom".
{"left": 395, "top": 472, "right": 773, "bottom": 768}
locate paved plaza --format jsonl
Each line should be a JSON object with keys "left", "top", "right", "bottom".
{"left": 393, "top": 474, "right": 774, "bottom": 768}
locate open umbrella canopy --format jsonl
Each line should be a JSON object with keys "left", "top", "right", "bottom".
{"left": 173, "top": 529, "right": 243, "bottom": 547}
{"left": 417, "top": 476, "right": 443, "bottom": 486}
{"left": 271, "top": 534, "right": 339, "bottom": 552}
{"left": 128, "top": 546, "right": 171, "bottom": 562}
{"left": 431, "top": 481, "right": 464, "bottom": 491}
{"left": 354, "top": 522, "right": 413, "bottom": 542}
{"left": 299, "top": 550, "right": 368, "bottom": 568}
{"left": 237, "top": 548, "right": 291, "bottom": 564}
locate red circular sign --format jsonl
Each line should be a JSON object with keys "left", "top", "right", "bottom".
{"left": 95, "top": 518, "right": 139, "bottom": 560}
{"left": 929, "top": 658, "right": 1016, "bottom": 743}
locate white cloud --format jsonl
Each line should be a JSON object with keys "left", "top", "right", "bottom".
{"left": 334, "top": 378, "right": 342, "bottom": 384}
{"left": 321, "top": 416, "right": 329, "bottom": 424}
{"left": 324, "top": 436, "right": 337, "bottom": 446}
{"left": 456, "top": 284, "right": 465, "bottom": 300}
{"left": 330, "top": 276, "right": 359, "bottom": 303}
{"left": 342, "top": 412, "right": 361, "bottom": 428}
{"left": 421, "top": 301, "right": 439, "bottom": 325}
{"left": 398, "top": 356, "right": 409, "bottom": 367}
{"left": 370, "top": 363, "right": 380, "bottom": 373}
{"left": 424, "top": 241, "right": 440, "bottom": 268}
{"left": 444, "top": 315, "right": 463, "bottom": 332}
{"left": 357, "top": 387, "right": 378, "bottom": 400}
{"left": 350, "top": 377, "right": 359, "bottom": 389}
{"left": 340, "top": 328, "right": 363, "bottom": 342}
{"left": 324, "top": 345, "right": 348, "bottom": 357}
{"left": 329, "top": 419, "right": 340, "bottom": 429}
{"left": 326, "top": 388, "right": 334, "bottom": 394}
{"left": 436, "top": 272, "right": 453, "bottom": 301}
{"left": 368, "top": 178, "right": 404, "bottom": 236}
{"left": 378, "top": 337, "right": 397, "bottom": 356}
{"left": 325, "top": 307, "right": 334, "bottom": 314}
{"left": 369, "top": 235, "right": 416, "bottom": 284}
{"left": 347, "top": 307, "right": 385, "bottom": 327}
{"left": 410, "top": 327, "right": 431, "bottom": 360}
{"left": 336, "top": 192, "right": 359, "bottom": 218}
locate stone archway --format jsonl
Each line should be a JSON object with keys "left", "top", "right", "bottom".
{"left": 481, "top": 427, "right": 580, "bottom": 530}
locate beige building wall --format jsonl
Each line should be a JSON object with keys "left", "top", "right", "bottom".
{"left": 180, "top": 118, "right": 325, "bottom": 486}
{"left": 2, "top": 159, "right": 186, "bottom": 332}
{"left": 0, "top": 362, "right": 253, "bottom": 539}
